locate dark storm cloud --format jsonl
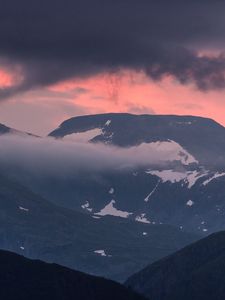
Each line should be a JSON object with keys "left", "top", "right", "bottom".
{"left": 1, "top": 0, "right": 225, "bottom": 97}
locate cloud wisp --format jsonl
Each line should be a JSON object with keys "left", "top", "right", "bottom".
{"left": 0, "top": 134, "right": 195, "bottom": 180}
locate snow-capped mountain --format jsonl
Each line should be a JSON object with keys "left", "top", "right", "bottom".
{"left": 2, "top": 113, "right": 225, "bottom": 282}
{"left": 49, "top": 113, "right": 225, "bottom": 168}
{"left": 46, "top": 113, "right": 225, "bottom": 235}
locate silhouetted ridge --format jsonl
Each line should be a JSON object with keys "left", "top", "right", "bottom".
{"left": 126, "top": 231, "right": 225, "bottom": 300}
{"left": 0, "top": 249, "right": 146, "bottom": 300}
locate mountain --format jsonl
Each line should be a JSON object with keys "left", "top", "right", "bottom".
{"left": 125, "top": 231, "right": 225, "bottom": 300}
{"left": 0, "top": 175, "right": 197, "bottom": 282}
{"left": 0, "top": 122, "right": 36, "bottom": 137}
{"left": 40, "top": 113, "right": 225, "bottom": 235}
{"left": 49, "top": 113, "right": 225, "bottom": 168}
{"left": 0, "top": 250, "right": 146, "bottom": 300}
{"left": 0, "top": 123, "right": 13, "bottom": 135}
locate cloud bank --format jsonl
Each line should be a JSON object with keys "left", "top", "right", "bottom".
{"left": 0, "top": 134, "right": 194, "bottom": 180}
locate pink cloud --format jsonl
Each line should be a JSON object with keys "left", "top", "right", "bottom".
{"left": 1, "top": 70, "right": 225, "bottom": 135}
{"left": 49, "top": 71, "right": 225, "bottom": 126}
{"left": 0, "top": 69, "right": 14, "bottom": 88}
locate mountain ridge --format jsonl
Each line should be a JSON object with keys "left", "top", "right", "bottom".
{"left": 0, "top": 249, "right": 146, "bottom": 300}
{"left": 125, "top": 231, "right": 225, "bottom": 300}
{"left": 0, "top": 122, "right": 38, "bottom": 137}
{"left": 49, "top": 113, "right": 225, "bottom": 168}
{"left": 50, "top": 113, "right": 225, "bottom": 136}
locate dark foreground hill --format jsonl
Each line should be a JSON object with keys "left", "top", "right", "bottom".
{"left": 0, "top": 250, "right": 146, "bottom": 300}
{"left": 126, "top": 231, "right": 225, "bottom": 300}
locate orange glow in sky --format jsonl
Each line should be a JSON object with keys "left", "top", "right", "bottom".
{"left": 50, "top": 71, "right": 225, "bottom": 127}
{"left": 0, "top": 69, "right": 14, "bottom": 88}
{"left": 1, "top": 70, "right": 225, "bottom": 135}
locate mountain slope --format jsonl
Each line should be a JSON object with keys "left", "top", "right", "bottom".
{"left": 0, "top": 123, "right": 12, "bottom": 135}
{"left": 0, "top": 250, "right": 146, "bottom": 300}
{"left": 125, "top": 231, "right": 225, "bottom": 300}
{"left": 0, "top": 175, "right": 197, "bottom": 282}
{"left": 0, "top": 122, "right": 36, "bottom": 136}
{"left": 41, "top": 113, "right": 225, "bottom": 235}
{"left": 49, "top": 113, "right": 225, "bottom": 167}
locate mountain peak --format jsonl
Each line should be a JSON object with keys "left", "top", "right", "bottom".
{"left": 0, "top": 249, "right": 146, "bottom": 300}
{"left": 49, "top": 113, "right": 225, "bottom": 167}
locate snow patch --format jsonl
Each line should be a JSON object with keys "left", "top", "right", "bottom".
{"left": 108, "top": 188, "right": 114, "bottom": 194}
{"left": 147, "top": 169, "right": 208, "bottom": 189}
{"left": 94, "top": 250, "right": 111, "bottom": 257}
{"left": 185, "top": 171, "right": 208, "bottom": 188}
{"left": 147, "top": 170, "right": 187, "bottom": 184}
{"left": 186, "top": 200, "right": 194, "bottom": 207}
{"left": 63, "top": 128, "right": 102, "bottom": 143}
{"left": 202, "top": 172, "right": 225, "bottom": 186}
{"left": 19, "top": 206, "right": 29, "bottom": 212}
{"left": 135, "top": 213, "right": 150, "bottom": 224}
{"left": 81, "top": 201, "right": 93, "bottom": 212}
{"left": 144, "top": 180, "right": 161, "bottom": 202}
{"left": 105, "top": 120, "right": 111, "bottom": 126}
{"left": 95, "top": 200, "right": 133, "bottom": 218}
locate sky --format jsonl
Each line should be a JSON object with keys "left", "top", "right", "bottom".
{"left": 0, "top": 0, "right": 225, "bottom": 135}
